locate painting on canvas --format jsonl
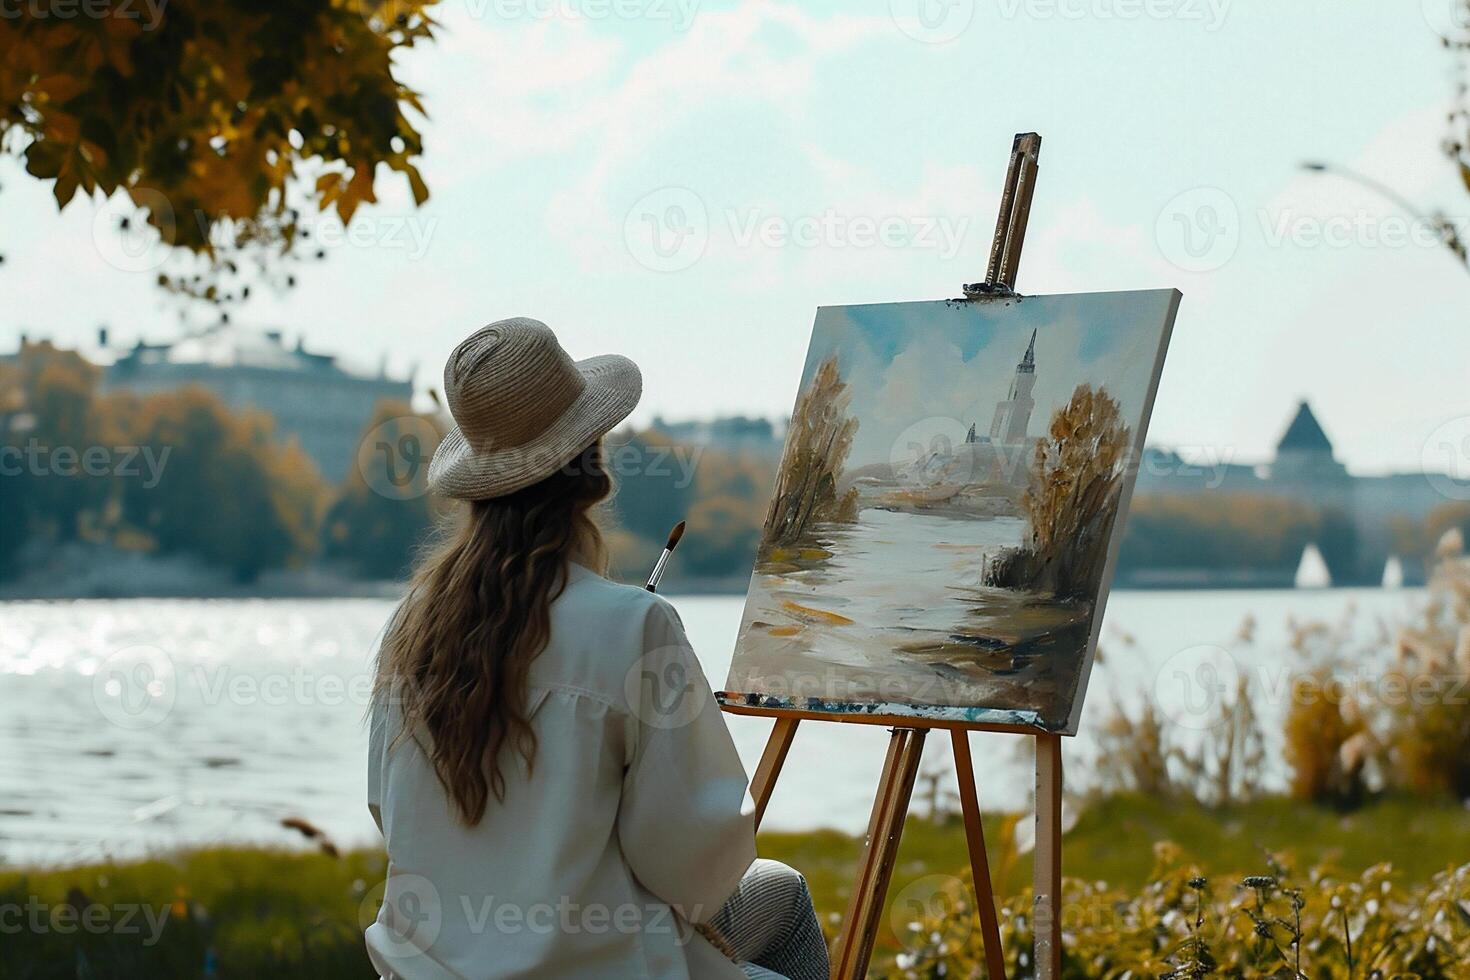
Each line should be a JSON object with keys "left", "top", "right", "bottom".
{"left": 721, "top": 290, "right": 1181, "bottom": 733}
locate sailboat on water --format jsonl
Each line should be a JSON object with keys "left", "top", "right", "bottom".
{"left": 1381, "top": 554, "right": 1404, "bottom": 589}
{"left": 1294, "top": 542, "right": 1332, "bottom": 589}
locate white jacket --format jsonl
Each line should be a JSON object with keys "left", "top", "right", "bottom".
{"left": 366, "top": 562, "right": 757, "bottom": 979}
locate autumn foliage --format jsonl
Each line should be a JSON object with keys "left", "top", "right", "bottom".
{"left": 0, "top": 0, "right": 438, "bottom": 300}
{"left": 761, "top": 356, "right": 860, "bottom": 550}
{"left": 988, "top": 383, "right": 1132, "bottom": 599}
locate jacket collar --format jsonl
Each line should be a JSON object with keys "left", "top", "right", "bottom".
{"left": 566, "top": 559, "right": 602, "bottom": 583}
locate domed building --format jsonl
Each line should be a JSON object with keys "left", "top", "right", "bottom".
{"left": 103, "top": 324, "right": 412, "bottom": 484}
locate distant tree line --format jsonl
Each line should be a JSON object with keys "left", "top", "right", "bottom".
{"left": 2, "top": 341, "right": 334, "bottom": 582}
{"left": 0, "top": 341, "right": 778, "bottom": 587}
{"left": 1117, "top": 492, "right": 1361, "bottom": 581}
{"left": 3, "top": 340, "right": 1457, "bottom": 590}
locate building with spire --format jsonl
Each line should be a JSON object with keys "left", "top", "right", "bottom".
{"left": 939, "top": 330, "right": 1043, "bottom": 494}
{"left": 1270, "top": 400, "right": 1349, "bottom": 484}
{"left": 986, "top": 329, "right": 1037, "bottom": 445}
{"left": 1130, "top": 398, "right": 1450, "bottom": 586}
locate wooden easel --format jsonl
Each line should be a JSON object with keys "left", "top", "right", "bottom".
{"left": 720, "top": 133, "right": 1063, "bottom": 980}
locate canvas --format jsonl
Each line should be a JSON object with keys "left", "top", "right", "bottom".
{"left": 721, "top": 289, "right": 1182, "bottom": 733}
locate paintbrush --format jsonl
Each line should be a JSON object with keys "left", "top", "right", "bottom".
{"left": 643, "top": 520, "right": 686, "bottom": 593}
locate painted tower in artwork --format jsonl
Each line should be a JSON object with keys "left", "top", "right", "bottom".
{"left": 988, "top": 329, "right": 1037, "bottom": 444}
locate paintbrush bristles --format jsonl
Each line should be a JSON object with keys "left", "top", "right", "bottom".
{"left": 665, "top": 520, "right": 686, "bottom": 551}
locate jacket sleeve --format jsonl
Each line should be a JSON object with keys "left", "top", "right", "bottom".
{"left": 366, "top": 609, "right": 402, "bottom": 837}
{"left": 367, "top": 694, "right": 386, "bottom": 835}
{"left": 617, "top": 599, "right": 757, "bottom": 923}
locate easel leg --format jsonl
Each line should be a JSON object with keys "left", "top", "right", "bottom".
{"left": 951, "top": 730, "right": 1007, "bottom": 980}
{"left": 832, "top": 727, "right": 927, "bottom": 980}
{"left": 1033, "top": 734, "right": 1063, "bottom": 980}
{"left": 750, "top": 717, "right": 799, "bottom": 832}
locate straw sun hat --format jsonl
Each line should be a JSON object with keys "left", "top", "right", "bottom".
{"left": 427, "top": 317, "right": 642, "bottom": 500}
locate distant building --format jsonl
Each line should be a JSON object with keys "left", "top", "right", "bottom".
{"left": 955, "top": 330, "right": 1041, "bottom": 491}
{"left": 103, "top": 325, "right": 412, "bottom": 483}
{"left": 1136, "top": 399, "right": 1448, "bottom": 585}
{"left": 986, "top": 329, "right": 1037, "bottom": 445}
{"left": 1271, "top": 401, "right": 1349, "bottom": 484}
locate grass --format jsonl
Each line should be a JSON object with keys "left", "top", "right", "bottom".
{"left": 2, "top": 794, "right": 1466, "bottom": 978}
{"left": 762, "top": 792, "right": 1470, "bottom": 943}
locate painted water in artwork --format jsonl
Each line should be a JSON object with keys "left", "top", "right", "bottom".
{"left": 723, "top": 290, "right": 1181, "bottom": 732}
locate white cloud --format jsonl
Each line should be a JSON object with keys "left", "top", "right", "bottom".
{"left": 527, "top": 4, "right": 894, "bottom": 265}
{"left": 414, "top": 16, "right": 626, "bottom": 179}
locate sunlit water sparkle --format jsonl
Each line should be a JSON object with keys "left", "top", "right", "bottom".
{"left": 0, "top": 588, "right": 1422, "bottom": 865}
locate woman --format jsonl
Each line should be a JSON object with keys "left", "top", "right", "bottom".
{"left": 366, "top": 318, "right": 829, "bottom": 980}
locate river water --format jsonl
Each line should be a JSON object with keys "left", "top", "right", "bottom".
{"left": 731, "top": 507, "right": 1090, "bottom": 729}
{"left": 0, "top": 587, "right": 1423, "bottom": 866}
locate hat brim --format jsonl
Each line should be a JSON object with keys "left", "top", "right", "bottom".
{"left": 427, "top": 353, "right": 642, "bottom": 500}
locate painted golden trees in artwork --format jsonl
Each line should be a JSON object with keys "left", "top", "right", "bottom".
{"left": 987, "top": 383, "right": 1132, "bottom": 599}
{"left": 762, "top": 356, "right": 860, "bottom": 550}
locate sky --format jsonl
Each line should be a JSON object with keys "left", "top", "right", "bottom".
{"left": 4, "top": 0, "right": 1469, "bottom": 477}
{"left": 805, "top": 290, "right": 1177, "bottom": 466}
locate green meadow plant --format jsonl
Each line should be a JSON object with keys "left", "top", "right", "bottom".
{"left": 880, "top": 853, "right": 1470, "bottom": 979}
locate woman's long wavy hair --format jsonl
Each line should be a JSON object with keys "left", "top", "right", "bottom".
{"left": 374, "top": 442, "right": 612, "bottom": 825}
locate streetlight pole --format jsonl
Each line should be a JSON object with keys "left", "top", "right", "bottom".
{"left": 1300, "top": 160, "right": 1470, "bottom": 277}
